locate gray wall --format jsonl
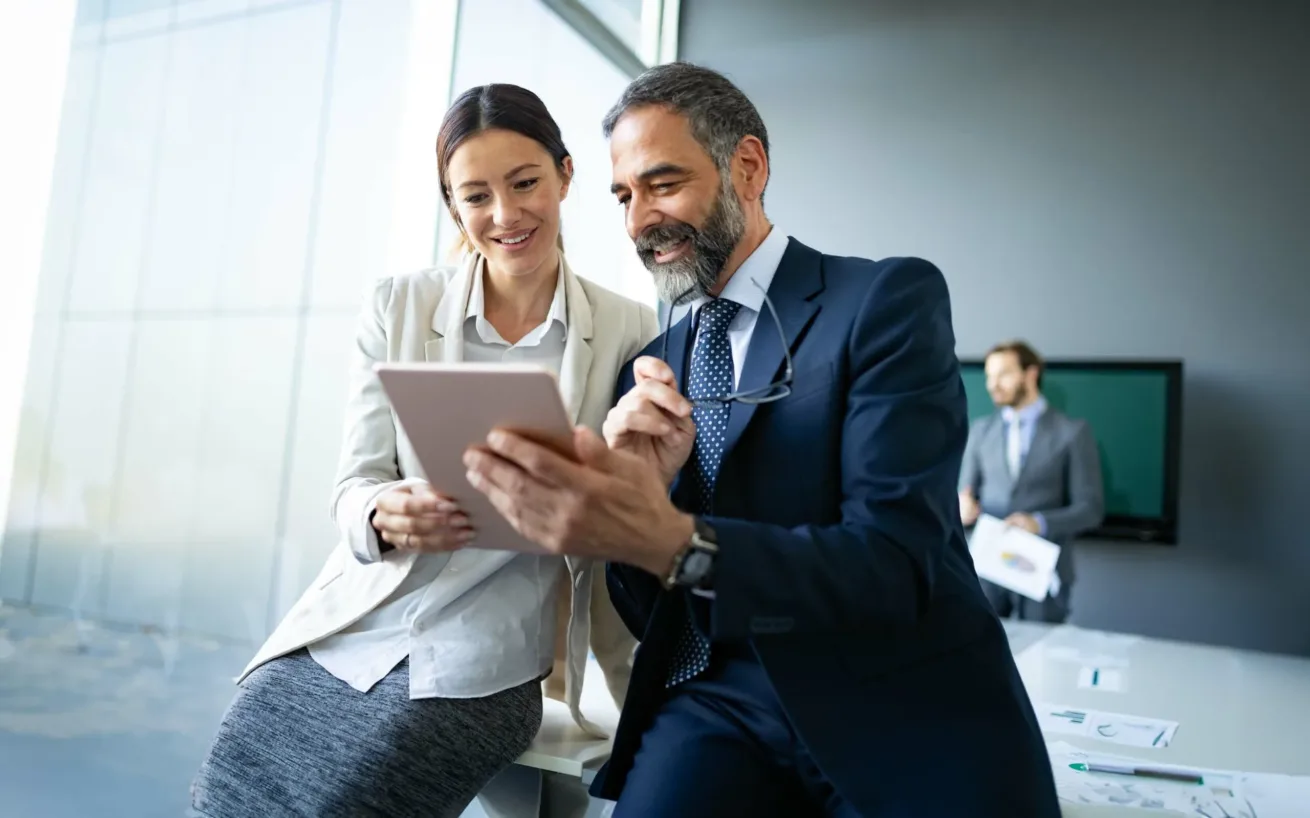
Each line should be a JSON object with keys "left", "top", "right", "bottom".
{"left": 681, "top": 0, "right": 1310, "bottom": 655}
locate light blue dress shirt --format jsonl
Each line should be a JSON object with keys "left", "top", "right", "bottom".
{"left": 1001, "top": 396, "right": 1049, "bottom": 536}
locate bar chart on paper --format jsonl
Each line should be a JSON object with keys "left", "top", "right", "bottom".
{"left": 1038, "top": 703, "right": 1178, "bottom": 749}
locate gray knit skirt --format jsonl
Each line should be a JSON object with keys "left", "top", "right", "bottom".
{"left": 189, "top": 650, "right": 542, "bottom": 818}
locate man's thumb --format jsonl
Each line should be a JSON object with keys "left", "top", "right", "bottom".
{"left": 573, "top": 425, "right": 610, "bottom": 465}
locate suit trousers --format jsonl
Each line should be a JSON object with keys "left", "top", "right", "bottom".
{"left": 613, "top": 642, "right": 860, "bottom": 818}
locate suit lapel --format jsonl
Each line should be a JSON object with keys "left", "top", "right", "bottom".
{"left": 665, "top": 312, "right": 694, "bottom": 504}
{"left": 1014, "top": 411, "right": 1057, "bottom": 488}
{"left": 425, "top": 253, "right": 480, "bottom": 363}
{"left": 556, "top": 257, "right": 594, "bottom": 424}
{"left": 665, "top": 310, "right": 693, "bottom": 396}
{"left": 720, "top": 239, "right": 824, "bottom": 459}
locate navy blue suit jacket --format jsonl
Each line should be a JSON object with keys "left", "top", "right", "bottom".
{"left": 590, "top": 239, "right": 1059, "bottom": 816}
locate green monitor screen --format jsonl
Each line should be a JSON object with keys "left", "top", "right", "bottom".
{"left": 959, "top": 359, "right": 1183, "bottom": 544}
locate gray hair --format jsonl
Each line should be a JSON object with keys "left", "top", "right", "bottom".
{"left": 602, "top": 61, "right": 769, "bottom": 181}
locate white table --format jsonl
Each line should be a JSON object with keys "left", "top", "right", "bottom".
{"left": 1005, "top": 622, "right": 1310, "bottom": 816}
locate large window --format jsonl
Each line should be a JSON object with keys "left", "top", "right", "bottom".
{"left": 1, "top": 0, "right": 459, "bottom": 641}
{"left": 541, "top": 0, "right": 679, "bottom": 76}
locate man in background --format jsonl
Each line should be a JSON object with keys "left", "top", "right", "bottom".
{"left": 959, "top": 340, "right": 1104, "bottom": 623}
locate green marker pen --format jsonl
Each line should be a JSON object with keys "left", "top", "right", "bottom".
{"left": 1069, "top": 762, "right": 1203, "bottom": 785}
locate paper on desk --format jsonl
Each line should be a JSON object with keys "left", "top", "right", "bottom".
{"left": 1038, "top": 702, "right": 1178, "bottom": 748}
{"left": 1047, "top": 740, "right": 1310, "bottom": 817}
{"left": 1047, "top": 740, "right": 1244, "bottom": 814}
{"left": 968, "top": 514, "right": 1060, "bottom": 601}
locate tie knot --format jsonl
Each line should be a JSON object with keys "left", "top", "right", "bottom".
{"left": 699, "top": 298, "right": 741, "bottom": 333}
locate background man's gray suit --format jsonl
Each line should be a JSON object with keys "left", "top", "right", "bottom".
{"left": 960, "top": 408, "right": 1105, "bottom": 622}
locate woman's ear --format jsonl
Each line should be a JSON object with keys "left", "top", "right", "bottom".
{"left": 558, "top": 156, "right": 574, "bottom": 200}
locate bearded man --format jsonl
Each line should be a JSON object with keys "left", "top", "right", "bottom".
{"left": 461, "top": 62, "right": 1062, "bottom": 818}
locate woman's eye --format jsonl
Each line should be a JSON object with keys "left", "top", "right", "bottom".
{"left": 464, "top": 193, "right": 487, "bottom": 205}
{"left": 515, "top": 178, "right": 540, "bottom": 190}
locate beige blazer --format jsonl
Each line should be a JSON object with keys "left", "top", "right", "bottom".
{"left": 239, "top": 253, "right": 658, "bottom": 737}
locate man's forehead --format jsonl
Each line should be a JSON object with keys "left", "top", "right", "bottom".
{"left": 609, "top": 106, "right": 708, "bottom": 176}
{"left": 986, "top": 352, "right": 1020, "bottom": 371}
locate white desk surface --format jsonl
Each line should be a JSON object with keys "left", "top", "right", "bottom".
{"left": 1005, "top": 622, "right": 1310, "bottom": 816}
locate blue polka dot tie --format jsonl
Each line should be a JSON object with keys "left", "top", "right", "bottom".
{"left": 665, "top": 297, "right": 741, "bottom": 688}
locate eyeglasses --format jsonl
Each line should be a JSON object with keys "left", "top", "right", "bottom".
{"left": 660, "top": 278, "right": 794, "bottom": 408}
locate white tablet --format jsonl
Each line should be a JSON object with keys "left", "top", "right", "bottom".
{"left": 373, "top": 362, "right": 576, "bottom": 555}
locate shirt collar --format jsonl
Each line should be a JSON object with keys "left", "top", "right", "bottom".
{"left": 466, "top": 257, "right": 567, "bottom": 343}
{"left": 1002, "top": 396, "right": 1048, "bottom": 424}
{"left": 691, "top": 225, "right": 789, "bottom": 317}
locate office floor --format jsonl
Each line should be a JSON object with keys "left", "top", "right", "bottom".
{"left": 0, "top": 602, "right": 247, "bottom": 818}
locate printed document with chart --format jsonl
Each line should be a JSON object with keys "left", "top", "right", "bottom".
{"left": 967, "top": 514, "right": 1061, "bottom": 601}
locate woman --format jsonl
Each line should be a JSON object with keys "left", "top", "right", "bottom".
{"left": 190, "top": 84, "right": 657, "bottom": 818}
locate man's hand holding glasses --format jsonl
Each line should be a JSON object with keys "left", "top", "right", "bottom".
{"left": 602, "top": 356, "right": 696, "bottom": 489}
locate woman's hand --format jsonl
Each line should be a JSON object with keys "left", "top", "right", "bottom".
{"left": 373, "top": 483, "right": 475, "bottom": 552}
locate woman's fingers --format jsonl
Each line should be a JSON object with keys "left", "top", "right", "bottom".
{"left": 379, "top": 524, "right": 476, "bottom": 552}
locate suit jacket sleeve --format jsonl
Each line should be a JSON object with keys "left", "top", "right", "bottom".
{"left": 1036, "top": 420, "right": 1104, "bottom": 541}
{"left": 706, "top": 258, "right": 968, "bottom": 637}
{"left": 958, "top": 418, "right": 984, "bottom": 494}
{"left": 329, "top": 277, "right": 419, "bottom": 564}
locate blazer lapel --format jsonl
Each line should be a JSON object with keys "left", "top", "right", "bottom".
{"left": 1014, "top": 411, "right": 1057, "bottom": 488}
{"left": 720, "top": 239, "right": 824, "bottom": 459}
{"left": 664, "top": 311, "right": 694, "bottom": 504}
{"left": 425, "top": 253, "right": 479, "bottom": 363}
{"left": 557, "top": 257, "right": 594, "bottom": 424}
{"left": 665, "top": 309, "right": 692, "bottom": 395}
{"left": 986, "top": 416, "right": 1014, "bottom": 497}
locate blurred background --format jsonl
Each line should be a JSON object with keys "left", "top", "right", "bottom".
{"left": 2, "top": 0, "right": 1308, "bottom": 816}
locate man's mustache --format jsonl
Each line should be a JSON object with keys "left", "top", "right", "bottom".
{"left": 635, "top": 222, "right": 697, "bottom": 254}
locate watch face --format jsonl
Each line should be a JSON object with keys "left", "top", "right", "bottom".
{"left": 682, "top": 550, "right": 713, "bottom": 581}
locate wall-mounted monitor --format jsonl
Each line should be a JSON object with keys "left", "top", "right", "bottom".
{"left": 958, "top": 359, "right": 1184, "bottom": 544}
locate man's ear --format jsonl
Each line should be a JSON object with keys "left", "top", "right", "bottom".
{"left": 733, "top": 136, "right": 769, "bottom": 202}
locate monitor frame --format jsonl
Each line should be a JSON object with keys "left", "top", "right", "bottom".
{"left": 958, "top": 358, "right": 1184, "bottom": 545}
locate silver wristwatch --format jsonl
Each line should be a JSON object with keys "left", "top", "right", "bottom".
{"left": 662, "top": 517, "right": 719, "bottom": 590}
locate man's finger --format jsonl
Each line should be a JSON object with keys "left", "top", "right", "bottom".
{"left": 628, "top": 380, "right": 692, "bottom": 419}
{"left": 464, "top": 446, "right": 532, "bottom": 497}
{"left": 609, "top": 405, "right": 674, "bottom": 438}
{"left": 574, "top": 425, "right": 613, "bottom": 468}
{"left": 633, "top": 355, "right": 676, "bottom": 387}
{"left": 468, "top": 469, "right": 555, "bottom": 552}
{"left": 479, "top": 430, "right": 586, "bottom": 487}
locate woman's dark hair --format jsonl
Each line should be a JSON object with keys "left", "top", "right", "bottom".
{"left": 436, "top": 84, "right": 571, "bottom": 255}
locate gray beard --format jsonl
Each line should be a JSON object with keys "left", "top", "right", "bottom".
{"left": 634, "top": 174, "right": 747, "bottom": 306}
